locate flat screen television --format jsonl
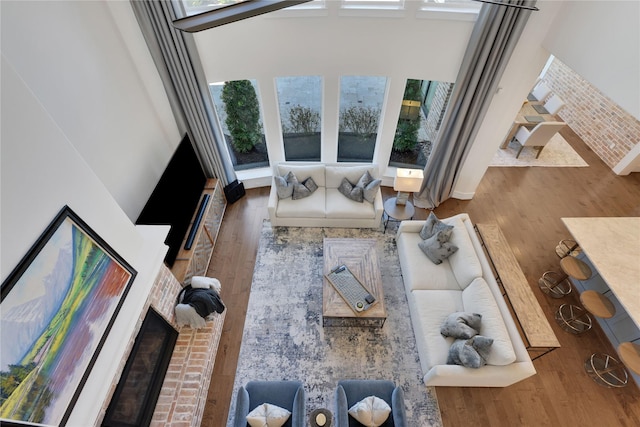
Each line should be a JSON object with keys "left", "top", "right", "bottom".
{"left": 136, "top": 134, "right": 206, "bottom": 267}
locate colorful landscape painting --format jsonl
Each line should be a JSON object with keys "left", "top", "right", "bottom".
{"left": 0, "top": 207, "right": 135, "bottom": 426}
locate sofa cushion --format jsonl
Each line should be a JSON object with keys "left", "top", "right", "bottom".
{"left": 246, "top": 403, "right": 291, "bottom": 427}
{"left": 273, "top": 171, "right": 295, "bottom": 199}
{"left": 447, "top": 336, "right": 494, "bottom": 369}
{"left": 418, "top": 230, "right": 458, "bottom": 265}
{"left": 302, "top": 176, "right": 318, "bottom": 193}
{"left": 356, "top": 170, "right": 381, "bottom": 204}
{"left": 277, "top": 163, "right": 326, "bottom": 187}
{"left": 348, "top": 396, "right": 391, "bottom": 427}
{"left": 276, "top": 190, "right": 326, "bottom": 218}
{"left": 443, "top": 216, "right": 483, "bottom": 289}
{"left": 338, "top": 177, "right": 364, "bottom": 202}
{"left": 462, "top": 277, "right": 516, "bottom": 366}
{"left": 292, "top": 177, "right": 318, "bottom": 200}
{"left": 419, "top": 211, "right": 454, "bottom": 240}
{"left": 326, "top": 165, "right": 375, "bottom": 188}
{"left": 396, "top": 231, "right": 460, "bottom": 291}
{"left": 411, "top": 289, "right": 464, "bottom": 370}
{"left": 363, "top": 178, "right": 381, "bottom": 204}
{"left": 326, "top": 189, "right": 376, "bottom": 219}
{"left": 440, "top": 312, "right": 482, "bottom": 339}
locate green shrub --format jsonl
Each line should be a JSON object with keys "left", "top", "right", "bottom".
{"left": 221, "top": 80, "right": 262, "bottom": 153}
{"left": 393, "top": 119, "right": 420, "bottom": 152}
{"left": 285, "top": 105, "right": 320, "bottom": 133}
{"left": 340, "top": 106, "right": 380, "bottom": 140}
{"left": 404, "top": 79, "right": 422, "bottom": 101}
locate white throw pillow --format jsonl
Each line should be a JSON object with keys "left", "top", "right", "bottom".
{"left": 348, "top": 395, "right": 391, "bottom": 427}
{"left": 190, "top": 276, "right": 222, "bottom": 293}
{"left": 246, "top": 403, "right": 291, "bottom": 427}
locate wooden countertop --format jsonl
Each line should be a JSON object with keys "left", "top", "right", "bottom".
{"left": 562, "top": 217, "right": 640, "bottom": 327}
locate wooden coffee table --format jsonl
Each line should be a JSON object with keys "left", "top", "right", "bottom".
{"left": 322, "top": 238, "right": 387, "bottom": 327}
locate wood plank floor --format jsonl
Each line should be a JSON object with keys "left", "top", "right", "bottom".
{"left": 202, "top": 127, "right": 640, "bottom": 426}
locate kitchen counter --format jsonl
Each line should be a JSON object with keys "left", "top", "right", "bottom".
{"left": 562, "top": 217, "right": 640, "bottom": 327}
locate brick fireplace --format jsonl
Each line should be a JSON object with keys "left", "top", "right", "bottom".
{"left": 98, "top": 265, "right": 225, "bottom": 427}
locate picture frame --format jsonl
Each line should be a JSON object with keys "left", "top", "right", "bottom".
{"left": 1, "top": 206, "right": 137, "bottom": 426}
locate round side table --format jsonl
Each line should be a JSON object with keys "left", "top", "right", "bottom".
{"left": 309, "top": 408, "right": 333, "bottom": 427}
{"left": 383, "top": 197, "right": 415, "bottom": 232}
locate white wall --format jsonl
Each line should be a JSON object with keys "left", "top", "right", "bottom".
{"left": 1, "top": 1, "right": 178, "bottom": 424}
{"left": 1, "top": 54, "right": 170, "bottom": 427}
{"left": 543, "top": 1, "right": 640, "bottom": 120}
{"left": 194, "top": 2, "right": 476, "bottom": 171}
{"left": 1, "top": 0, "right": 180, "bottom": 220}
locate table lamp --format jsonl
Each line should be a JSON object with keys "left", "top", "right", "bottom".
{"left": 393, "top": 168, "right": 424, "bottom": 205}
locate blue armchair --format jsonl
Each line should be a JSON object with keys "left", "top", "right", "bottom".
{"left": 335, "top": 380, "right": 407, "bottom": 427}
{"left": 233, "top": 380, "right": 305, "bottom": 427}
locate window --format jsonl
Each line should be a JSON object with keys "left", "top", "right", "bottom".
{"left": 389, "top": 79, "right": 454, "bottom": 169}
{"left": 276, "top": 76, "right": 323, "bottom": 162}
{"left": 419, "top": 0, "right": 481, "bottom": 13}
{"left": 338, "top": 76, "right": 387, "bottom": 163}
{"left": 178, "top": 0, "right": 250, "bottom": 18}
{"left": 210, "top": 79, "right": 269, "bottom": 171}
{"left": 173, "top": 0, "right": 312, "bottom": 31}
{"left": 341, "top": 0, "right": 404, "bottom": 9}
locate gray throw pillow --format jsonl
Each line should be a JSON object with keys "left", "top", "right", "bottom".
{"left": 354, "top": 170, "right": 380, "bottom": 203}
{"left": 447, "top": 336, "right": 494, "bottom": 368}
{"left": 292, "top": 183, "right": 311, "bottom": 200}
{"left": 363, "top": 179, "right": 381, "bottom": 204}
{"left": 440, "top": 312, "right": 483, "bottom": 339}
{"left": 356, "top": 170, "right": 374, "bottom": 188}
{"left": 418, "top": 230, "right": 458, "bottom": 265}
{"left": 292, "top": 177, "right": 318, "bottom": 200}
{"left": 303, "top": 177, "right": 318, "bottom": 193}
{"left": 274, "top": 171, "right": 295, "bottom": 199}
{"left": 419, "top": 211, "right": 454, "bottom": 240}
{"left": 338, "top": 177, "right": 364, "bottom": 202}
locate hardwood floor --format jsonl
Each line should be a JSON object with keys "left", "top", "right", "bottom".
{"left": 202, "top": 127, "right": 640, "bottom": 426}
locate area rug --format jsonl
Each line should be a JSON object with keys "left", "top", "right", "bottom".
{"left": 226, "top": 222, "right": 443, "bottom": 427}
{"left": 490, "top": 132, "right": 588, "bottom": 167}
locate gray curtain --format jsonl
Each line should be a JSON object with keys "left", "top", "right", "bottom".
{"left": 413, "top": 0, "right": 537, "bottom": 209}
{"left": 130, "top": 0, "right": 236, "bottom": 186}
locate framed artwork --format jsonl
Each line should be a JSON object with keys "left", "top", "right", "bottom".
{"left": 0, "top": 206, "right": 137, "bottom": 426}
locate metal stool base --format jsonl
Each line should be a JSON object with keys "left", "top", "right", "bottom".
{"left": 539, "top": 271, "right": 572, "bottom": 298}
{"left": 555, "top": 240, "right": 581, "bottom": 259}
{"left": 584, "top": 353, "right": 629, "bottom": 388}
{"left": 555, "top": 304, "right": 592, "bottom": 334}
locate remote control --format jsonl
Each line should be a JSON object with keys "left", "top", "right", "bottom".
{"left": 332, "top": 265, "right": 346, "bottom": 273}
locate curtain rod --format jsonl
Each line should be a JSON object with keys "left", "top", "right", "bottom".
{"left": 472, "top": 0, "right": 539, "bottom": 11}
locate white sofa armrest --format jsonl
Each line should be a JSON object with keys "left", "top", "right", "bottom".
{"left": 373, "top": 190, "right": 384, "bottom": 224}
{"left": 267, "top": 183, "right": 279, "bottom": 224}
{"left": 423, "top": 361, "right": 536, "bottom": 387}
{"left": 397, "top": 220, "right": 425, "bottom": 236}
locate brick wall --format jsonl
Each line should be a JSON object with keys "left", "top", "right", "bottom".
{"left": 544, "top": 58, "right": 640, "bottom": 169}
{"left": 99, "top": 265, "right": 224, "bottom": 427}
{"left": 424, "top": 82, "right": 454, "bottom": 143}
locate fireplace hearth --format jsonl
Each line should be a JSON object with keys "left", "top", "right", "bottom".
{"left": 102, "top": 308, "right": 177, "bottom": 427}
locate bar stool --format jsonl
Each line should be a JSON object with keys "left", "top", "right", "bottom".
{"left": 555, "top": 239, "right": 581, "bottom": 258}
{"left": 539, "top": 255, "right": 592, "bottom": 298}
{"left": 580, "top": 291, "right": 628, "bottom": 387}
{"left": 580, "top": 290, "right": 615, "bottom": 320}
{"left": 555, "top": 304, "right": 593, "bottom": 334}
{"left": 618, "top": 342, "right": 640, "bottom": 378}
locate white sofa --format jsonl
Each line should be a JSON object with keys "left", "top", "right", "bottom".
{"left": 268, "top": 162, "right": 384, "bottom": 228}
{"left": 396, "top": 213, "right": 536, "bottom": 387}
